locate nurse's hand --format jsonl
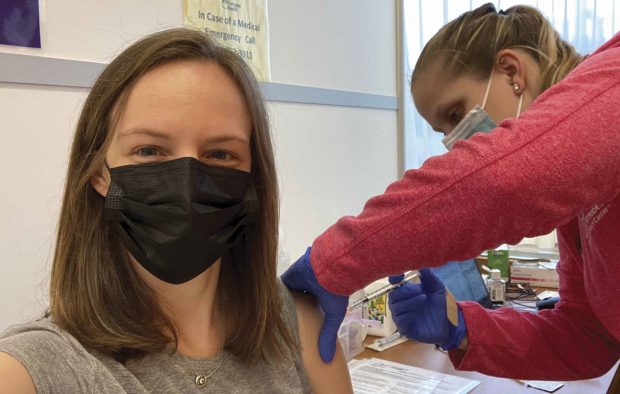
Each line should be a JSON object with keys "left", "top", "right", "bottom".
{"left": 388, "top": 268, "right": 466, "bottom": 350}
{"left": 281, "top": 247, "right": 349, "bottom": 363}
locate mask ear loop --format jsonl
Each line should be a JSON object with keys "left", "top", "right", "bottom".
{"left": 516, "top": 93, "right": 524, "bottom": 118}
{"left": 481, "top": 67, "right": 495, "bottom": 109}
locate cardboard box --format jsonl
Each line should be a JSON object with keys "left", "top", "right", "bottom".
{"left": 510, "top": 262, "right": 559, "bottom": 288}
{"left": 361, "top": 279, "right": 397, "bottom": 337}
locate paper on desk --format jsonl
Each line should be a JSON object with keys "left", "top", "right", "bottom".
{"left": 537, "top": 290, "right": 559, "bottom": 300}
{"left": 348, "top": 358, "right": 480, "bottom": 394}
{"left": 517, "top": 380, "right": 564, "bottom": 392}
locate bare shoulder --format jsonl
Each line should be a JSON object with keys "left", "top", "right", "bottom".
{"left": 291, "top": 291, "right": 322, "bottom": 319}
{"left": 291, "top": 291, "right": 353, "bottom": 394}
{"left": 0, "top": 352, "right": 35, "bottom": 394}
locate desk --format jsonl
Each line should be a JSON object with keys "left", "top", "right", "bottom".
{"left": 356, "top": 336, "right": 617, "bottom": 393}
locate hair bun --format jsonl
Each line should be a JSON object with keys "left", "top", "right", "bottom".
{"left": 472, "top": 2, "right": 497, "bottom": 17}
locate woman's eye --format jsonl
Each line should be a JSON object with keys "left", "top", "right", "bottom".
{"left": 208, "top": 150, "right": 235, "bottom": 161}
{"left": 135, "top": 147, "right": 161, "bottom": 157}
{"left": 448, "top": 110, "right": 462, "bottom": 123}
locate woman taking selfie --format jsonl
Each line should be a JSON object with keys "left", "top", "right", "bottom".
{"left": 0, "top": 28, "right": 351, "bottom": 393}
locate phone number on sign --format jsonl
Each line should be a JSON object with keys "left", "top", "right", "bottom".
{"left": 231, "top": 48, "right": 253, "bottom": 60}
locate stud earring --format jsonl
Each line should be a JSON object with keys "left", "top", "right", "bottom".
{"left": 513, "top": 84, "right": 520, "bottom": 91}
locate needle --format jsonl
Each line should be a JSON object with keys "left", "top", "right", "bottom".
{"left": 347, "top": 271, "right": 419, "bottom": 311}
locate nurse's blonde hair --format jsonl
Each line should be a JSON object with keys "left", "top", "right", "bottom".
{"left": 412, "top": 3, "right": 584, "bottom": 94}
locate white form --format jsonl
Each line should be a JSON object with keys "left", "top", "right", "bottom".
{"left": 348, "top": 358, "right": 480, "bottom": 394}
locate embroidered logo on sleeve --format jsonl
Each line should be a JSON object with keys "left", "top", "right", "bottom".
{"left": 581, "top": 203, "right": 611, "bottom": 236}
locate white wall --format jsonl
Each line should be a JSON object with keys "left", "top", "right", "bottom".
{"left": 272, "top": 103, "right": 397, "bottom": 264}
{"left": 0, "top": 0, "right": 398, "bottom": 331}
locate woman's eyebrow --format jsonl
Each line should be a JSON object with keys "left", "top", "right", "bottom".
{"left": 206, "top": 135, "right": 249, "bottom": 144}
{"left": 434, "top": 101, "right": 455, "bottom": 121}
{"left": 117, "top": 128, "right": 249, "bottom": 143}
{"left": 434, "top": 104, "right": 446, "bottom": 121}
{"left": 117, "top": 128, "right": 170, "bottom": 140}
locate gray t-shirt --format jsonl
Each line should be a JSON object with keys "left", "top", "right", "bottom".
{"left": 0, "top": 282, "right": 312, "bottom": 393}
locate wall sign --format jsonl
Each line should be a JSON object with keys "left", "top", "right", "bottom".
{"left": 184, "top": 0, "right": 270, "bottom": 81}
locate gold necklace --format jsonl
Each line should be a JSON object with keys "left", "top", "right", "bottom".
{"left": 179, "top": 350, "right": 225, "bottom": 388}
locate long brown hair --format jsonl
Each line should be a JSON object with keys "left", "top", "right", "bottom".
{"left": 412, "top": 3, "right": 584, "bottom": 95}
{"left": 50, "top": 28, "right": 296, "bottom": 363}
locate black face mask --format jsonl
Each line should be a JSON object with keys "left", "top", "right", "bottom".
{"left": 103, "top": 157, "right": 257, "bottom": 284}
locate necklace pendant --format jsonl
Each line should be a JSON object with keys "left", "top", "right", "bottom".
{"left": 195, "top": 374, "right": 207, "bottom": 388}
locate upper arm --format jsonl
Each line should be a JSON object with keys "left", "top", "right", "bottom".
{"left": 0, "top": 352, "right": 35, "bottom": 394}
{"left": 292, "top": 292, "right": 353, "bottom": 394}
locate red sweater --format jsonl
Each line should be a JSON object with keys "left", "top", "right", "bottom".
{"left": 311, "top": 33, "right": 620, "bottom": 380}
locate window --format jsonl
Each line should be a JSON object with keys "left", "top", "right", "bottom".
{"left": 402, "top": 0, "right": 618, "bottom": 169}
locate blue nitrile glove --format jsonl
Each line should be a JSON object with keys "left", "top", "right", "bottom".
{"left": 388, "top": 268, "right": 466, "bottom": 350}
{"left": 281, "top": 247, "right": 349, "bottom": 362}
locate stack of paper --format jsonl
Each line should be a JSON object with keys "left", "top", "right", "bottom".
{"left": 348, "top": 358, "right": 480, "bottom": 394}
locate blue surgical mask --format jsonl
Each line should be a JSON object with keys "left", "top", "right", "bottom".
{"left": 442, "top": 68, "right": 523, "bottom": 150}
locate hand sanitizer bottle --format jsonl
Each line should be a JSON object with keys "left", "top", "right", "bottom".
{"left": 487, "top": 269, "right": 505, "bottom": 306}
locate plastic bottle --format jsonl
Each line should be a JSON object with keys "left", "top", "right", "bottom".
{"left": 487, "top": 269, "right": 505, "bottom": 306}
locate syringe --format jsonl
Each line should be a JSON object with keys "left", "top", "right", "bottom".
{"left": 347, "top": 271, "right": 419, "bottom": 311}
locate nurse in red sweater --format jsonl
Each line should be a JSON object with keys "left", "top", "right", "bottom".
{"left": 282, "top": 3, "right": 620, "bottom": 380}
